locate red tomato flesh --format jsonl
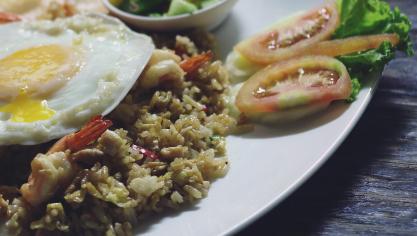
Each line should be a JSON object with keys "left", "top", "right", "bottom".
{"left": 235, "top": 2, "right": 340, "bottom": 65}
{"left": 236, "top": 56, "right": 352, "bottom": 117}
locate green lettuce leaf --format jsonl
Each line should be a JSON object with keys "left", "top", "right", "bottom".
{"left": 347, "top": 78, "right": 361, "bottom": 102}
{"left": 338, "top": 41, "right": 395, "bottom": 73}
{"left": 334, "top": 0, "right": 414, "bottom": 55}
{"left": 333, "top": 0, "right": 413, "bottom": 100}
{"left": 338, "top": 42, "right": 396, "bottom": 101}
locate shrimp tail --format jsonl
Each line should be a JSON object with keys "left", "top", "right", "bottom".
{"left": 66, "top": 115, "right": 113, "bottom": 152}
{"left": 180, "top": 51, "right": 213, "bottom": 74}
{"left": 22, "top": 116, "right": 112, "bottom": 206}
{"left": 47, "top": 115, "right": 113, "bottom": 154}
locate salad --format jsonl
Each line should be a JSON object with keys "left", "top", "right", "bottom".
{"left": 226, "top": 0, "right": 414, "bottom": 123}
{"left": 111, "top": 0, "right": 220, "bottom": 17}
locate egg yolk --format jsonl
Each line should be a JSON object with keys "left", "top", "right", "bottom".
{"left": 0, "top": 92, "right": 55, "bottom": 123}
{"left": 0, "top": 44, "right": 81, "bottom": 101}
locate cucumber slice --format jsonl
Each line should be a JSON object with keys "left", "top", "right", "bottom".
{"left": 201, "top": 0, "right": 218, "bottom": 8}
{"left": 167, "top": 0, "right": 198, "bottom": 16}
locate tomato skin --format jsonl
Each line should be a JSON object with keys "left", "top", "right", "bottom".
{"left": 245, "top": 102, "right": 331, "bottom": 124}
{"left": 235, "top": 1, "right": 340, "bottom": 65}
{"left": 235, "top": 56, "right": 352, "bottom": 118}
{"left": 297, "top": 34, "right": 400, "bottom": 58}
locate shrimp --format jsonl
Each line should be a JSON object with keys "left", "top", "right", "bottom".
{"left": 179, "top": 51, "right": 213, "bottom": 74}
{"left": 48, "top": 115, "right": 113, "bottom": 154}
{"left": 0, "top": 12, "right": 21, "bottom": 24}
{"left": 20, "top": 116, "right": 112, "bottom": 206}
{"left": 139, "top": 50, "right": 213, "bottom": 90}
{"left": 139, "top": 49, "right": 185, "bottom": 90}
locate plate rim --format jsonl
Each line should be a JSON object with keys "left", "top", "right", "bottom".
{"left": 223, "top": 81, "right": 380, "bottom": 235}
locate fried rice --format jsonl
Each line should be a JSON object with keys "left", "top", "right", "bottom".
{"left": 0, "top": 34, "right": 237, "bottom": 236}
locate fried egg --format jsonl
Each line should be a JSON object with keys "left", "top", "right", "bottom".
{"left": 0, "top": 14, "right": 154, "bottom": 145}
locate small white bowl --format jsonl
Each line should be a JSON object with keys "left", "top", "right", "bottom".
{"left": 101, "top": 0, "right": 238, "bottom": 31}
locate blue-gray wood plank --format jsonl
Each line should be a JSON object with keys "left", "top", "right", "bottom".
{"left": 239, "top": 0, "right": 417, "bottom": 235}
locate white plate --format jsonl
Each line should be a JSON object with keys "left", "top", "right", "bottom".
{"left": 137, "top": 0, "right": 378, "bottom": 235}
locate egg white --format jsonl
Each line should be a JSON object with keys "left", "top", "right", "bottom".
{"left": 0, "top": 14, "right": 154, "bottom": 145}
{"left": 0, "top": 0, "right": 107, "bottom": 20}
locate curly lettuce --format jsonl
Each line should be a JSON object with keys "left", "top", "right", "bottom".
{"left": 334, "top": 0, "right": 413, "bottom": 55}
{"left": 332, "top": 0, "right": 414, "bottom": 100}
{"left": 339, "top": 42, "right": 396, "bottom": 101}
{"left": 339, "top": 41, "right": 395, "bottom": 72}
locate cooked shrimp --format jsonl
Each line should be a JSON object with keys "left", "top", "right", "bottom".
{"left": 180, "top": 51, "right": 213, "bottom": 74}
{"left": 0, "top": 12, "right": 21, "bottom": 24}
{"left": 139, "top": 49, "right": 185, "bottom": 90}
{"left": 149, "top": 49, "right": 182, "bottom": 65}
{"left": 48, "top": 115, "right": 113, "bottom": 154}
{"left": 20, "top": 116, "right": 112, "bottom": 206}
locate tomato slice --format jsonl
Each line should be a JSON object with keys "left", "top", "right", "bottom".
{"left": 235, "top": 2, "right": 340, "bottom": 65}
{"left": 303, "top": 34, "right": 400, "bottom": 57}
{"left": 235, "top": 56, "right": 352, "bottom": 121}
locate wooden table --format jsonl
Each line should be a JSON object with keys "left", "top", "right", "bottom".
{"left": 239, "top": 0, "right": 417, "bottom": 235}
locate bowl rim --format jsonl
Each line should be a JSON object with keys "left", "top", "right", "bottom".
{"left": 101, "top": 0, "right": 231, "bottom": 22}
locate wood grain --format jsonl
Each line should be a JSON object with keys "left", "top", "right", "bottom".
{"left": 239, "top": 0, "right": 417, "bottom": 235}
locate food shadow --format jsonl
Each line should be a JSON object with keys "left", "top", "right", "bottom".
{"left": 238, "top": 102, "right": 351, "bottom": 139}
